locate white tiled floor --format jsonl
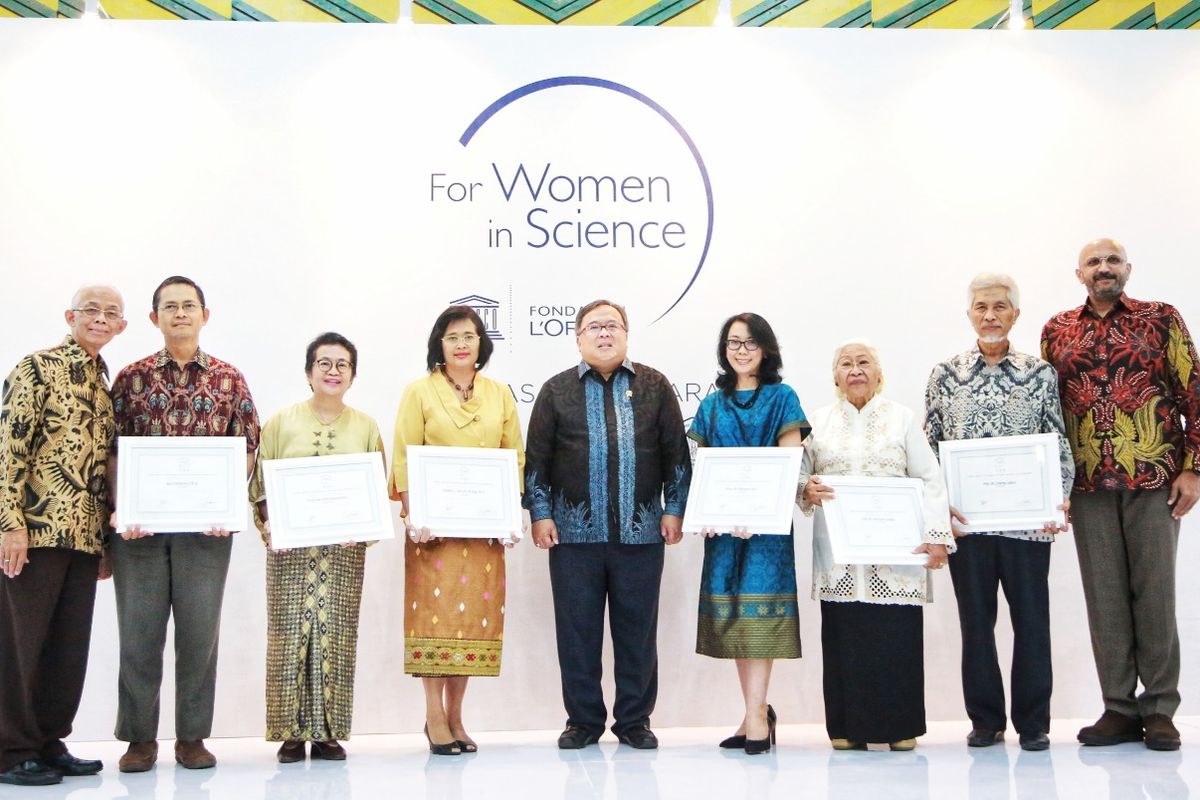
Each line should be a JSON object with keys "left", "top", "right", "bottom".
{"left": 25, "top": 719, "right": 1199, "bottom": 799}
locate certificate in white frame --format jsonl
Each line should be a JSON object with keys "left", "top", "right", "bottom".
{"left": 262, "top": 452, "right": 395, "bottom": 548}
{"left": 116, "top": 436, "right": 248, "bottom": 533}
{"left": 681, "top": 447, "right": 805, "bottom": 536}
{"left": 406, "top": 445, "right": 523, "bottom": 539}
{"left": 821, "top": 476, "right": 927, "bottom": 566}
{"left": 938, "top": 433, "right": 1064, "bottom": 534}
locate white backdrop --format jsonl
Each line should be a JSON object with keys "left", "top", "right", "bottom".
{"left": 0, "top": 22, "right": 1198, "bottom": 741}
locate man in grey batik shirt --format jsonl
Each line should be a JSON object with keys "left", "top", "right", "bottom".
{"left": 924, "top": 273, "right": 1073, "bottom": 753}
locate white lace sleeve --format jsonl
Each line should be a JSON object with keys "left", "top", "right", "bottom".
{"left": 904, "top": 411, "right": 955, "bottom": 551}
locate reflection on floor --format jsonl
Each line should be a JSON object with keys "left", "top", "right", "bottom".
{"left": 32, "top": 718, "right": 1198, "bottom": 799}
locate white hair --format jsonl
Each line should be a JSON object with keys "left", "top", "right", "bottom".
{"left": 69, "top": 284, "right": 124, "bottom": 311}
{"left": 831, "top": 338, "right": 884, "bottom": 400}
{"left": 967, "top": 272, "right": 1020, "bottom": 310}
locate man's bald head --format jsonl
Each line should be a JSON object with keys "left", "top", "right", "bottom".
{"left": 70, "top": 284, "right": 124, "bottom": 313}
{"left": 1076, "top": 238, "right": 1132, "bottom": 307}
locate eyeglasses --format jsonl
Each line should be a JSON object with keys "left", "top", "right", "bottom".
{"left": 1083, "top": 254, "right": 1125, "bottom": 268}
{"left": 442, "top": 334, "right": 480, "bottom": 346}
{"left": 72, "top": 306, "right": 124, "bottom": 322}
{"left": 581, "top": 322, "right": 626, "bottom": 337}
{"left": 158, "top": 301, "right": 202, "bottom": 315}
{"left": 315, "top": 358, "right": 353, "bottom": 374}
{"left": 726, "top": 338, "right": 759, "bottom": 352}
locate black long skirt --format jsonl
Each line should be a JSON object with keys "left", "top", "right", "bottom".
{"left": 821, "top": 600, "right": 925, "bottom": 743}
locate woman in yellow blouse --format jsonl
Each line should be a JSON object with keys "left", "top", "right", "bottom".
{"left": 252, "top": 332, "right": 385, "bottom": 764}
{"left": 389, "top": 306, "right": 525, "bottom": 756}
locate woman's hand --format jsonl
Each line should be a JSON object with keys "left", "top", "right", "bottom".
{"left": 949, "top": 507, "right": 969, "bottom": 538}
{"left": 408, "top": 523, "right": 435, "bottom": 544}
{"left": 802, "top": 476, "right": 836, "bottom": 507}
{"left": 730, "top": 526, "right": 753, "bottom": 540}
{"left": 698, "top": 527, "right": 720, "bottom": 539}
{"left": 914, "top": 542, "right": 948, "bottom": 570}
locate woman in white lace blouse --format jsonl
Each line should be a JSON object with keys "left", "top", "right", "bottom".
{"left": 799, "top": 340, "right": 953, "bottom": 752}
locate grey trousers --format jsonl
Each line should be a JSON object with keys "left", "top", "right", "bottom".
{"left": 1071, "top": 488, "right": 1181, "bottom": 719}
{"left": 109, "top": 534, "right": 233, "bottom": 742}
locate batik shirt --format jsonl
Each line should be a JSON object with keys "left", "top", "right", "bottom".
{"left": 523, "top": 359, "right": 691, "bottom": 545}
{"left": 111, "top": 347, "right": 260, "bottom": 451}
{"left": 924, "top": 346, "right": 1074, "bottom": 542}
{"left": 1041, "top": 295, "right": 1200, "bottom": 493}
{"left": 0, "top": 337, "right": 114, "bottom": 555}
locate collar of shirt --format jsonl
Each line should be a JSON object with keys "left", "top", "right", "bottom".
{"left": 1074, "top": 293, "right": 1142, "bottom": 320}
{"left": 59, "top": 336, "right": 109, "bottom": 376}
{"left": 969, "top": 343, "right": 1013, "bottom": 368}
{"left": 838, "top": 393, "right": 882, "bottom": 417}
{"left": 153, "top": 347, "right": 211, "bottom": 371}
{"left": 576, "top": 358, "right": 636, "bottom": 380}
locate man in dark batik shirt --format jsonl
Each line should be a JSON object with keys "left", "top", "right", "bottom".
{"left": 108, "top": 276, "right": 260, "bottom": 773}
{"left": 524, "top": 299, "right": 690, "bottom": 751}
{"left": 1042, "top": 238, "right": 1200, "bottom": 752}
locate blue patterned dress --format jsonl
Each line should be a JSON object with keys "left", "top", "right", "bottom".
{"left": 688, "top": 383, "right": 809, "bottom": 659}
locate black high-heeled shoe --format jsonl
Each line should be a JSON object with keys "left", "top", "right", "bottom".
{"left": 424, "top": 724, "right": 462, "bottom": 756}
{"left": 744, "top": 705, "right": 777, "bottom": 755}
{"left": 720, "top": 706, "right": 776, "bottom": 750}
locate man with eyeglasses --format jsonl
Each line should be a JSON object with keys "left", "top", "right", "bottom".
{"left": 1, "top": 286, "right": 127, "bottom": 786}
{"left": 107, "top": 276, "right": 260, "bottom": 772}
{"left": 523, "top": 299, "right": 691, "bottom": 751}
{"left": 1042, "top": 238, "right": 1200, "bottom": 751}
{"left": 925, "top": 273, "right": 1073, "bottom": 752}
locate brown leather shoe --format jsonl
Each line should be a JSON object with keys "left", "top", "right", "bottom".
{"left": 310, "top": 740, "right": 346, "bottom": 761}
{"left": 1143, "top": 714, "right": 1181, "bottom": 751}
{"left": 276, "top": 741, "right": 306, "bottom": 764}
{"left": 118, "top": 741, "right": 158, "bottom": 773}
{"left": 1077, "top": 711, "right": 1143, "bottom": 746}
{"left": 174, "top": 740, "right": 216, "bottom": 770}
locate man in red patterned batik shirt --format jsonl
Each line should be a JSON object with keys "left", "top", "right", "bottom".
{"left": 108, "top": 276, "right": 259, "bottom": 772}
{"left": 1042, "top": 238, "right": 1200, "bottom": 752}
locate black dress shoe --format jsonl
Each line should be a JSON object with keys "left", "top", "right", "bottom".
{"left": 0, "top": 760, "right": 63, "bottom": 786}
{"left": 424, "top": 724, "right": 461, "bottom": 756}
{"left": 1078, "top": 710, "right": 1143, "bottom": 746}
{"left": 616, "top": 725, "right": 659, "bottom": 750}
{"left": 558, "top": 726, "right": 601, "bottom": 750}
{"left": 1019, "top": 732, "right": 1050, "bottom": 751}
{"left": 967, "top": 729, "right": 1004, "bottom": 747}
{"left": 42, "top": 752, "right": 102, "bottom": 776}
{"left": 311, "top": 741, "right": 346, "bottom": 761}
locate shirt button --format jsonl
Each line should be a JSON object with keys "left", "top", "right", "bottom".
{"left": 474, "top": 415, "right": 480, "bottom": 421}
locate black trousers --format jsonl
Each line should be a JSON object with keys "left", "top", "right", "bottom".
{"left": 948, "top": 535, "right": 1052, "bottom": 735}
{"left": 821, "top": 601, "right": 925, "bottom": 743}
{"left": 548, "top": 542, "right": 664, "bottom": 736}
{"left": 0, "top": 548, "right": 98, "bottom": 772}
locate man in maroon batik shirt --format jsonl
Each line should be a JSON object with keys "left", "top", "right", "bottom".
{"left": 108, "top": 276, "right": 259, "bottom": 773}
{"left": 1042, "top": 238, "right": 1200, "bottom": 752}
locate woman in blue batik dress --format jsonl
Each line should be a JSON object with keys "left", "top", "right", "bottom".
{"left": 688, "top": 312, "right": 809, "bottom": 756}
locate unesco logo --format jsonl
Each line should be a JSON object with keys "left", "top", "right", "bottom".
{"left": 450, "top": 294, "right": 505, "bottom": 341}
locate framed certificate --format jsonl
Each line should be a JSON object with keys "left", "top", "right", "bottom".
{"left": 116, "top": 436, "right": 248, "bottom": 533}
{"left": 682, "top": 447, "right": 805, "bottom": 536}
{"left": 406, "top": 445, "right": 523, "bottom": 539}
{"left": 938, "top": 433, "right": 1064, "bottom": 534}
{"left": 821, "top": 476, "right": 927, "bottom": 565}
{"left": 262, "top": 452, "right": 395, "bottom": 548}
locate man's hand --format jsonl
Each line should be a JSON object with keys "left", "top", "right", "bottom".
{"left": 1, "top": 528, "right": 30, "bottom": 578}
{"left": 1168, "top": 472, "right": 1199, "bottom": 520}
{"left": 914, "top": 542, "right": 948, "bottom": 570}
{"left": 532, "top": 519, "right": 558, "bottom": 550}
{"left": 202, "top": 527, "right": 232, "bottom": 538}
{"left": 949, "top": 507, "right": 969, "bottom": 538}
{"left": 661, "top": 514, "right": 683, "bottom": 545}
{"left": 98, "top": 551, "right": 112, "bottom": 581}
{"left": 111, "top": 511, "right": 152, "bottom": 540}
{"left": 1043, "top": 500, "right": 1071, "bottom": 534}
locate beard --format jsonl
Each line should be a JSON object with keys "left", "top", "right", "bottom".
{"left": 978, "top": 335, "right": 1007, "bottom": 344}
{"left": 1090, "top": 272, "right": 1127, "bottom": 301}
